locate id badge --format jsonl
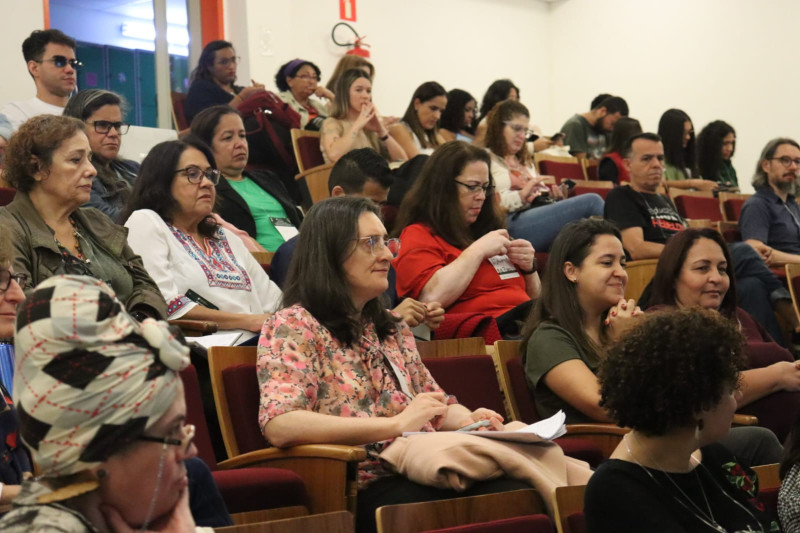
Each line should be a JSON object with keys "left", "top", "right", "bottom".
{"left": 488, "top": 254, "right": 520, "bottom": 280}
{"left": 270, "top": 217, "right": 299, "bottom": 241}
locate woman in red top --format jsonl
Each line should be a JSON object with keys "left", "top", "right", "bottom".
{"left": 598, "top": 117, "right": 641, "bottom": 184}
{"left": 393, "top": 141, "right": 540, "bottom": 336}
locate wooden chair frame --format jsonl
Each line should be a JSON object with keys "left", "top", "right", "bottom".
{"left": 580, "top": 159, "right": 599, "bottom": 181}
{"left": 295, "top": 163, "right": 334, "bottom": 207}
{"left": 553, "top": 484, "right": 585, "bottom": 533}
{"left": 375, "top": 489, "right": 545, "bottom": 533}
{"left": 208, "top": 346, "right": 366, "bottom": 515}
{"left": 169, "top": 319, "right": 217, "bottom": 336}
{"left": 290, "top": 129, "right": 322, "bottom": 174}
{"left": 718, "top": 192, "right": 752, "bottom": 222}
{"left": 623, "top": 259, "right": 659, "bottom": 301}
{"left": 216, "top": 511, "right": 354, "bottom": 533}
{"left": 568, "top": 179, "right": 613, "bottom": 190}
{"left": 785, "top": 263, "right": 800, "bottom": 326}
{"left": 416, "top": 337, "right": 487, "bottom": 359}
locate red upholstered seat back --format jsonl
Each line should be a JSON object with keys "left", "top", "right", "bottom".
{"left": 759, "top": 487, "right": 779, "bottom": 525}
{"left": 171, "top": 92, "right": 189, "bottom": 130}
{"left": 222, "top": 363, "right": 269, "bottom": 453}
{"left": 723, "top": 198, "right": 747, "bottom": 221}
{"left": 179, "top": 365, "right": 219, "bottom": 469}
{"left": 422, "top": 514, "right": 555, "bottom": 533}
{"left": 538, "top": 161, "right": 585, "bottom": 184}
{"left": 566, "top": 513, "right": 586, "bottom": 533}
{"left": 573, "top": 185, "right": 612, "bottom": 200}
{"left": 422, "top": 355, "right": 507, "bottom": 418}
{"left": 297, "top": 136, "right": 325, "bottom": 170}
{"left": 674, "top": 195, "right": 722, "bottom": 221}
{"left": 0, "top": 187, "right": 16, "bottom": 207}
{"left": 584, "top": 164, "right": 598, "bottom": 181}
{"left": 506, "top": 357, "right": 540, "bottom": 423}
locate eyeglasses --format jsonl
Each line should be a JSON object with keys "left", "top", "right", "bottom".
{"left": 771, "top": 156, "right": 800, "bottom": 168}
{"left": 87, "top": 120, "right": 129, "bottom": 135}
{"left": 294, "top": 74, "right": 320, "bottom": 82}
{"left": 455, "top": 180, "right": 494, "bottom": 195}
{"left": 0, "top": 270, "right": 27, "bottom": 292}
{"left": 174, "top": 165, "right": 221, "bottom": 185}
{"left": 504, "top": 122, "right": 535, "bottom": 137}
{"left": 353, "top": 235, "right": 401, "bottom": 258}
{"left": 139, "top": 423, "right": 196, "bottom": 455}
{"left": 216, "top": 56, "right": 240, "bottom": 67}
{"left": 37, "top": 55, "right": 82, "bottom": 69}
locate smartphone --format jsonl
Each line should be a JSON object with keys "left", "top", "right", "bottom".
{"left": 550, "top": 132, "right": 565, "bottom": 143}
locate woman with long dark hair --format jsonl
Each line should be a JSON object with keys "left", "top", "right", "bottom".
{"left": 697, "top": 120, "right": 739, "bottom": 188}
{"left": 473, "top": 79, "right": 519, "bottom": 145}
{"left": 439, "top": 89, "right": 477, "bottom": 142}
{"left": 389, "top": 81, "right": 448, "bottom": 157}
{"left": 657, "top": 108, "right": 717, "bottom": 191}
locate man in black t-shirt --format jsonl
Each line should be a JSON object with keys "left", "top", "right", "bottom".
{"left": 604, "top": 132, "right": 686, "bottom": 259}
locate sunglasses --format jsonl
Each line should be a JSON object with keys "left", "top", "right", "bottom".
{"left": 37, "top": 55, "right": 82, "bottom": 69}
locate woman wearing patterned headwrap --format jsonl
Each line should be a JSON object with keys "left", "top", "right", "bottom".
{"left": 0, "top": 275, "right": 213, "bottom": 532}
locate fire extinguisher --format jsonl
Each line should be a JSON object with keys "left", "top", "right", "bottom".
{"left": 331, "top": 22, "right": 371, "bottom": 58}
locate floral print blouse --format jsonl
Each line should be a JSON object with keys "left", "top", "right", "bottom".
{"left": 257, "top": 304, "right": 456, "bottom": 487}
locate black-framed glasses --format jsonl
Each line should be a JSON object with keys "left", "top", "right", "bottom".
{"left": 455, "top": 180, "right": 494, "bottom": 195}
{"left": 353, "top": 235, "right": 401, "bottom": 258}
{"left": 37, "top": 55, "right": 82, "bottom": 69}
{"left": 139, "top": 424, "right": 195, "bottom": 454}
{"left": 216, "top": 56, "right": 240, "bottom": 67}
{"left": 0, "top": 270, "right": 27, "bottom": 292}
{"left": 504, "top": 122, "right": 535, "bottom": 137}
{"left": 771, "top": 156, "right": 800, "bottom": 168}
{"left": 87, "top": 120, "right": 129, "bottom": 135}
{"left": 174, "top": 166, "right": 221, "bottom": 185}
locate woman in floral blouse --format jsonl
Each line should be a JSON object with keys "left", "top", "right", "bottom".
{"left": 257, "top": 196, "right": 525, "bottom": 533}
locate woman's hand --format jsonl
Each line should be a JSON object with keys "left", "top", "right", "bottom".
{"left": 423, "top": 302, "right": 445, "bottom": 330}
{"left": 458, "top": 408, "right": 505, "bottom": 432}
{"left": 774, "top": 360, "right": 800, "bottom": 391}
{"left": 468, "top": 229, "right": 512, "bottom": 260}
{"left": 506, "top": 238, "right": 536, "bottom": 273}
{"left": 518, "top": 178, "right": 544, "bottom": 205}
{"left": 102, "top": 488, "right": 196, "bottom": 532}
{"left": 689, "top": 179, "right": 719, "bottom": 191}
{"left": 364, "top": 104, "right": 387, "bottom": 134}
{"left": 394, "top": 392, "right": 449, "bottom": 433}
{"left": 244, "top": 313, "right": 272, "bottom": 332}
{"left": 353, "top": 102, "right": 377, "bottom": 132}
{"left": 605, "top": 298, "right": 643, "bottom": 340}
{"left": 314, "top": 86, "right": 335, "bottom": 101}
{"left": 394, "top": 298, "right": 428, "bottom": 327}
{"left": 239, "top": 82, "right": 266, "bottom": 101}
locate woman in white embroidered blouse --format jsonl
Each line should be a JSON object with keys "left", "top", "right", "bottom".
{"left": 123, "top": 138, "right": 281, "bottom": 333}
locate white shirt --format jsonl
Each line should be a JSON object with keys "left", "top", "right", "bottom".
{"left": 125, "top": 209, "right": 282, "bottom": 323}
{"left": 1, "top": 97, "right": 65, "bottom": 132}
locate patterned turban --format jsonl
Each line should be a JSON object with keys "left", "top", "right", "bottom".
{"left": 13, "top": 275, "right": 190, "bottom": 479}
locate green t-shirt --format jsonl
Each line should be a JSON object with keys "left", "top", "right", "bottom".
{"left": 227, "top": 177, "right": 289, "bottom": 252}
{"left": 523, "top": 321, "right": 600, "bottom": 424}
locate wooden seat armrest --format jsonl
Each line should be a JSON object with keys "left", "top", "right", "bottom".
{"left": 168, "top": 319, "right": 219, "bottom": 336}
{"left": 564, "top": 423, "right": 629, "bottom": 460}
{"left": 216, "top": 444, "right": 367, "bottom": 470}
{"left": 732, "top": 414, "right": 758, "bottom": 426}
{"left": 217, "top": 445, "right": 366, "bottom": 515}
{"left": 685, "top": 218, "right": 713, "bottom": 229}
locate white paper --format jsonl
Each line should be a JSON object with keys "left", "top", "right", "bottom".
{"left": 402, "top": 410, "right": 567, "bottom": 444}
{"left": 191, "top": 331, "right": 249, "bottom": 348}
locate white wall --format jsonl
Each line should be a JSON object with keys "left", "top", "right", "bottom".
{"left": 0, "top": 1, "right": 45, "bottom": 103}
{"left": 230, "top": 0, "right": 552, "bottom": 124}
{"left": 548, "top": 0, "right": 800, "bottom": 193}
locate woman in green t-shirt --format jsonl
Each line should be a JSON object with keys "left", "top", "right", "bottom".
{"left": 191, "top": 105, "right": 303, "bottom": 252}
{"left": 697, "top": 120, "right": 739, "bottom": 189}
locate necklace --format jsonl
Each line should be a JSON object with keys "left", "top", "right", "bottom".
{"left": 54, "top": 217, "right": 90, "bottom": 263}
{"left": 624, "top": 433, "right": 740, "bottom": 532}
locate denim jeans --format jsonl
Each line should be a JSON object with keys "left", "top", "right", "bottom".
{"left": 506, "top": 193, "right": 605, "bottom": 252}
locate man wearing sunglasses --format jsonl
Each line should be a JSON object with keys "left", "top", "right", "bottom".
{"left": 0, "top": 29, "right": 78, "bottom": 133}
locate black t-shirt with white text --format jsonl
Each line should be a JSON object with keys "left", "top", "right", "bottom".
{"left": 604, "top": 185, "right": 686, "bottom": 245}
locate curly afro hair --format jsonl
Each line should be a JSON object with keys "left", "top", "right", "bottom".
{"left": 599, "top": 308, "right": 745, "bottom": 436}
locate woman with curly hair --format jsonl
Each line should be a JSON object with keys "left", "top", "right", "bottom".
{"left": 697, "top": 120, "right": 739, "bottom": 188}
{"left": 657, "top": 108, "right": 718, "bottom": 191}
{"left": 484, "top": 100, "right": 604, "bottom": 251}
{"left": 646, "top": 227, "right": 800, "bottom": 442}
{"left": 439, "top": 89, "right": 477, "bottom": 143}
{"left": 274, "top": 58, "right": 332, "bottom": 130}
{"left": 585, "top": 308, "right": 778, "bottom": 532}
{"left": 389, "top": 81, "right": 448, "bottom": 158}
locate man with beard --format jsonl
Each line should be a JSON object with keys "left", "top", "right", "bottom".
{"left": 1, "top": 29, "right": 78, "bottom": 132}
{"left": 740, "top": 138, "right": 800, "bottom": 263}
{"left": 560, "top": 95, "right": 628, "bottom": 160}
{"left": 606, "top": 133, "right": 800, "bottom": 346}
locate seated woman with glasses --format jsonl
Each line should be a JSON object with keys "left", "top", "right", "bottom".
{"left": 184, "top": 40, "right": 266, "bottom": 124}
{"left": 0, "top": 114, "right": 166, "bottom": 321}
{"left": 191, "top": 105, "right": 303, "bottom": 253}
{"left": 388, "top": 81, "right": 448, "bottom": 158}
{"left": 63, "top": 89, "right": 136, "bottom": 222}
{"left": 274, "top": 58, "right": 333, "bottom": 131}
{"left": 0, "top": 275, "right": 219, "bottom": 531}
{"left": 123, "top": 138, "right": 282, "bottom": 336}
{"left": 484, "top": 100, "right": 604, "bottom": 252}
{"left": 393, "top": 141, "right": 540, "bottom": 337}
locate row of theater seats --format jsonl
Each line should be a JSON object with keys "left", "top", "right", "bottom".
{"left": 181, "top": 337, "right": 778, "bottom": 532}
